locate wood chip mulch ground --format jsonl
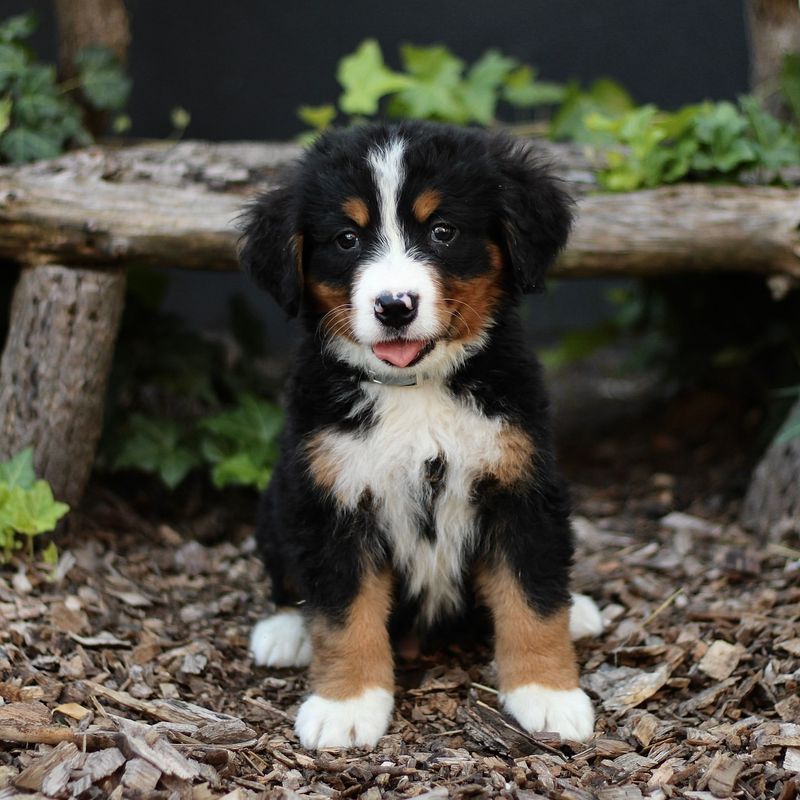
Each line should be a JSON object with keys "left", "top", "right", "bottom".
{"left": 1, "top": 467, "right": 799, "bottom": 799}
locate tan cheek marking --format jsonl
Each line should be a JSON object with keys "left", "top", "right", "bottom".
{"left": 342, "top": 197, "right": 370, "bottom": 228}
{"left": 487, "top": 426, "right": 536, "bottom": 487}
{"left": 309, "top": 569, "right": 394, "bottom": 700}
{"left": 486, "top": 241, "right": 504, "bottom": 271}
{"left": 437, "top": 240, "right": 505, "bottom": 341}
{"left": 412, "top": 189, "right": 442, "bottom": 223}
{"left": 476, "top": 561, "right": 579, "bottom": 692}
{"left": 304, "top": 280, "right": 357, "bottom": 341}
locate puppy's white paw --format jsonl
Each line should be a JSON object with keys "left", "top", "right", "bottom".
{"left": 502, "top": 684, "right": 595, "bottom": 741}
{"left": 569, "top": 593, "right": 604, "bottom": 640}
{"left": 249, "top": 610, "right": 312, "bottom": 667}
{"left": 295, "top": 688, "right": 394, "bottom": 749}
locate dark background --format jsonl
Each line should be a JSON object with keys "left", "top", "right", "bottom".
{"left": 1, "top": 1, "right": 754, "bottom": 339}
{"left": 5, "top": 0, "right": 751, "bottom": 140}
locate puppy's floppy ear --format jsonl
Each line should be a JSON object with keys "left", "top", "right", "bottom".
{"left": 493, "top": 137, "right": 574, "bottom": 294}
{"left": 239, "top": 184, "right": 303, "bottom": 316}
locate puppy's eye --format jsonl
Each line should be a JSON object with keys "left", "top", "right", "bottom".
{"left": 335, "top": 230, "right": 360, "bottom": 251}
{"left": 431, "top": 222, "right": 456, "bottom": 244}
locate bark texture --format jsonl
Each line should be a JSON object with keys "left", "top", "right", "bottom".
{"left": 746, "top": 0, "right": 800, "bottom": 119}
{"left": 53, "top": 0, "right": 131, "bottom": 137}
{"left": 742, "top": 399, "right": 800, "bottom": 538}
{"left": 0, "top": 265, "right": 125, "bottom": 506}
{"left": 0, "top": 141, "right": 798, "bottom": 278}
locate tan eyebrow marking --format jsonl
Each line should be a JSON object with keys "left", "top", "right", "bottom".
{"left": 412, "top": 189, "right": 442, "bottom": 223}
{"left": 342, "top": 197, "right": 370, "bottom": 228}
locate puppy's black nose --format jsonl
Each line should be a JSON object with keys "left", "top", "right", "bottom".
{"left": 374, "top": 292, "right": 418, "bottom": 328}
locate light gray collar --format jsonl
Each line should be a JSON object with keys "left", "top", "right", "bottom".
{"left": 365, "top": 368, "right": 429, "bottom": 387}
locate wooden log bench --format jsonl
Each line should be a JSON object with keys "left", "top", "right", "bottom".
{"left": 1, "top": 139, "right": 799, "bottom": 530}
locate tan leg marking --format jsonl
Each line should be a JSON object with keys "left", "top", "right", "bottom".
{"left": 309, "top": 569, "right": 394, "bottom": 700}
{"left": 342, "top": 197, "right": 370, "bottom": 228}
{"left": 476, "top": 561, "right": 579, "bottom": 692}
{"left": 412, "top": 189, "right": 442, "bottom": 223}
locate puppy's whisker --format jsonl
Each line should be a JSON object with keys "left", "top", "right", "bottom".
{"left": 443, "top": 297, "right": 481, "bottom": 322}
{"left": 316, "top": 306, "right": 353, "bottom": 345}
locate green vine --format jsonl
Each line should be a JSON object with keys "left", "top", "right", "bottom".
{"left": 0, "top": 12, "right": 130, "bottom": 164}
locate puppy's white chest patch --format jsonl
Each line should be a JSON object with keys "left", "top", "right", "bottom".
{"left": 313, "top": 382, "right": 512, "bottom": 623}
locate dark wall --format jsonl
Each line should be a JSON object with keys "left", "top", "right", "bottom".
{"left": 4, "top": 1, "right": 750, "bottom": 140}
{"left": 0, "top": 1, "right": 752, "bottom": 339}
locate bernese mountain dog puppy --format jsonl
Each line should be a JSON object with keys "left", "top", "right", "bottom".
{"left": 240, "top": 121, "right": 602, "bottom": 749}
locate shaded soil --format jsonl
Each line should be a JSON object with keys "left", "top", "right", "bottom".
{"left": 1, "top": 392, "right": 799, "bottom": 799}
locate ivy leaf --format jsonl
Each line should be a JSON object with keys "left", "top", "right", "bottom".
{"left": 393, "top": 44, "right": 467, "bottom": 121}
{"left": 298, "top": 103, "right": 336, "bottom": 131}
{"left": 0, "top": 13, "right": 37, "bottom": 44}
{"left": 458, "top": 50, "right": 517, "bottom": 125}
{"left": 468, "top": 49, "right": 517, "bottom": 88}
{"left": 0, "top": 448, "right": 36, "bottom": 489}
{"left": 337, "top": 39, "right": 412, "bottom": 115}
{"left": 551, "top": 78, "right": 633, "bottom": 143}
{"left": 210, "top": 452, "right": 272, "bottom": 490}
{"left": 0, "top": 126, "right": 62, "bottom": 163}
{"left": 74, "top": 46, "right": 131, "bottom": 110}
{"left": 199, "top": 395, "right": 283, "bottom": 490}
{"left": 503, "top": 65, "right": 564, "bottom": 108}
{"left": 201, "top": 395, "right": 283, "bottom": 446}
{"left": 0, "top": 42, "right": 29, "bottom": 89}
{"left": 1, "top": 481, "right": 69, "bottom": 535}
{"left": 111, "top": 414, "right": 201, "bottom": 489}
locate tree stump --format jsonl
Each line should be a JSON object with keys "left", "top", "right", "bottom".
{"left": 0, "top": 265, "right": 126, "bottom": 506}
{"left": 742, "top": 398, "right": 800, "bottom": 538}
{"left": 746, "top": 0, "right": 800, "bottom": 120}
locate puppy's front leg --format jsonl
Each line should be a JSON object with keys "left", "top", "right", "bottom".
{"left": 477, "top": 560, "right": 594, "bottom": 741}
{"left": 295, "top": 568, "right": 394, "bottom": 749}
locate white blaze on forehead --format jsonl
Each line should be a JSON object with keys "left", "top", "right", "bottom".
{"left": 351, "top": 137, "right": 442, "bottom": 347}
{"left": 368, "top": 137, "right": 407, "bottom": 254}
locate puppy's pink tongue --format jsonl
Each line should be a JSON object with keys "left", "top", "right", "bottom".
{"left": 372, "top": 340, "right": 425, "bottom": 368}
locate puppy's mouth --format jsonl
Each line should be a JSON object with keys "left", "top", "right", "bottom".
{"left": 371, "top": 339, "right": 436, "bottom": 369}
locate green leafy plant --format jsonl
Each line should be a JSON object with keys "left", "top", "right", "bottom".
{"left": 109, "top": 397, "right": 283, "bottom": 491}
{"left": 584, "top": 96, "right": 800, "bottom": 191}
{"left": 0, "top": 12, "right": 130, "bottom": 164}
{"left": 0, "top": 448, "right": 69, "bottom": 562}
{"left": 200, "top": 395, "right": 284, "bottom": 490}
{"left": 549, "top": 78, "right": 634, "bottom": 144}
{"left": 300, "top": 39, "right": 564, "bottom": 133}
{"left": 100, "top": 274, "right": 284, "bottom": 492}
{"left": 111, "top": 414, "right": 202, "bottom": 490}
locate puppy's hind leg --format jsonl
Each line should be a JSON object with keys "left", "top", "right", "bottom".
{"left": 250, "top": 609, "right": 313, "bottom": 668}
{"left": 569, "top": 593, "right": 604, "bottom": 640}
